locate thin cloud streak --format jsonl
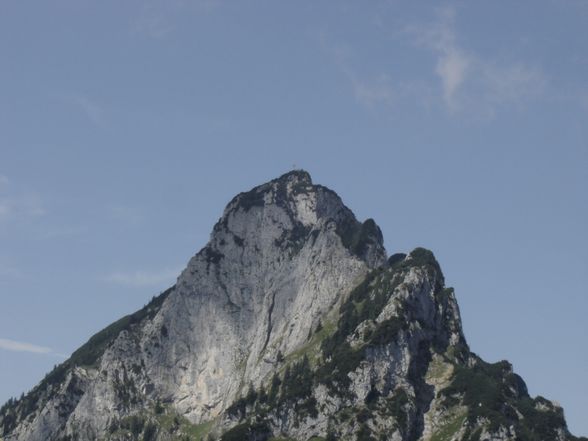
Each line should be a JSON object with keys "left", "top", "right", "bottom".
{"left": 103, "top": 267, "right": 182, "bottom": 287}
{"left": 0, "top": 338, "right": 54, "bottom": 355}
{"left": 480, "top": 62, "right": 546, "bottom": 107}
{"left": 130, "top": 13, "right": 174, "bottom": 39}
{"left": 129, "top": 0, "right": 220, "bottom": 40}
{"left": 0, "top": 196, "right": 45, "bottom": 221}
{"left": 350, "top": 73, "right": 395, "bottom": 109}
{"left": 41, "top": 225, "right": 88, "bottom": 239}
{"left": 53, "top": 92, "right": 106, "bottom": 127}
{"left": 0, "top": 176, "right": 46, "bottom": 222}
{"left": 0, "top": 263, "right": 22, "bottom": 278}
{"left": 72, "top": 95, "right": 104, "bottom": 127}
{"left": 320, "top": 36, "right": 396, "bottom": 109}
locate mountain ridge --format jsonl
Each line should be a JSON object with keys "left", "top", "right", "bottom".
{"left": 1, "top": 171, "right": 584, "bottom": 441}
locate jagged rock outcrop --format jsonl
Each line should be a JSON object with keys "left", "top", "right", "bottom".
{"left": 0, "top": 171, "right": 584, "bottom": 441}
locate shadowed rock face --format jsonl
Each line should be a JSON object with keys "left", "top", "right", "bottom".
{"left": 1, "top": 171, "right": 584, "bottom": 441}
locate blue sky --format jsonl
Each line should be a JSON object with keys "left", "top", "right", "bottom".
{"left": 1, "top": 0, "right": 587, "bottom": 435}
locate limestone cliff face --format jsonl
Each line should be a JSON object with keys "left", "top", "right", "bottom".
{"left": 139, "top": 170, "right": 386, "bottom": 423}
{"left": 0, "top": 171, "right": 385, "bottom": 440}
{"left": 0, "top": 171, "right": 584, "bottom": 441}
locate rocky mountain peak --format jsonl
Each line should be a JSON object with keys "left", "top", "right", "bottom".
{"left": 224, "top": 169, "right": 341, "bottom": 226}
{"left": 198, "top": 170, "right": 387, "bottom": 274}
{"left": 1, "top": 172, "right": 584, "bottom": 441}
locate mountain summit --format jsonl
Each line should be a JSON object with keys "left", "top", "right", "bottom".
{"left": 1, "top": 171, "right": 584, "bottom": 441}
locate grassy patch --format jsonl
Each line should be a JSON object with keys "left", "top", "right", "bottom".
{"left": 425, "top": 355, "right": 453, "bottom": 385}
{"left": 106, "top": 406, "right": 215, "bottom": 441}
{"left": 430, "top": 411, "right": 466, "bottom": 441}
{"left": 183, "top": 419, "right": 215, "bottom": 440}
{"left": 286, "top": 318, "right": 337, "bottom": 366}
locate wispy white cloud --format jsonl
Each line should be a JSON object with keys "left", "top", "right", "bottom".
{"left": 350, "top": 73, "right": 395, "bottom": 109}
{"left": 72, "top": 95, "right": 104, "bottom": 127}
{"left": 0, "top": 176, "right": 45, "bottom": 222}
{"left": 321, "top": 37, "right": 396, "bottom": 110}
{"left": 579, "top": 88, "right": 588, "bottom": 111}
{"left": 435, "top": 49, "right": 469, "bottom": 111}
{"left": 0, "top": 262, "right": 22, "bottom": 278}
{"left": 41, "top": 225, "right": 88, "bottom": 239}
{"left": 22, "top": 195, "right": 45, "bottom": 217}
{"left": 0, "top": 196, "right": 45, "bottom": 221}
{"left": 0, "top": 338, "right": 51, "bottom": 354}
{"left": 103, "top": 267, "right": 182, "bottom": 287}
{"left": 406, "top": 6, "right": 546, "bottom": 114}
{"left": 0, "top": 175, "right": 9, "bottom": 190}
{"left": 408, "top": 7, "right": 468, "bottom": 111}
{"left": 130, "top": 0, "right": 220, "bottom": 40}
{"left": 52, "top": 92, "right": 105, "bottom": 127}
{"left": 0, "top": 337, "right": 65, "bottom": 358}
{"left": 0, "top": 202, "right": 12, "bottom": 219}
{"left": 480, "top": 62, "right": 546, "bottom": 107}
{"left": 130, "top": 13, "right": 174, "bottom": 39}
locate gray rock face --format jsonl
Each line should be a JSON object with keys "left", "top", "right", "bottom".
{"left": 1, "top": 171, "right": 387, "bottom": 440}
{"left": 142, "top": 170, "right": 386, "bottom": 423}
{"left": 0, "top": 171, "right": 583, "bottom": 441}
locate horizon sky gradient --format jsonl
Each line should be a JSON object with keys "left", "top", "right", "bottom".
{"left": 1, "top": 0, "right": 587, "bottom": 435}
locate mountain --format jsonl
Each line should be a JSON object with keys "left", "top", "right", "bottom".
{"left": 0, "top": 170, "right": 584, "bottom": 441}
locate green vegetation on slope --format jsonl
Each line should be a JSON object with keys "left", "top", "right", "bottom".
{"left": 219, "top": 251, "right": 444, "bottom": 440}
{"left": 440, "top": 356, "right": 577, "bottom": 440}
{"left": 0, "top": 286, "right": 175, "bottom": 436}
{"left": 103, "top": 400, "right": 216, "bottom": 441}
